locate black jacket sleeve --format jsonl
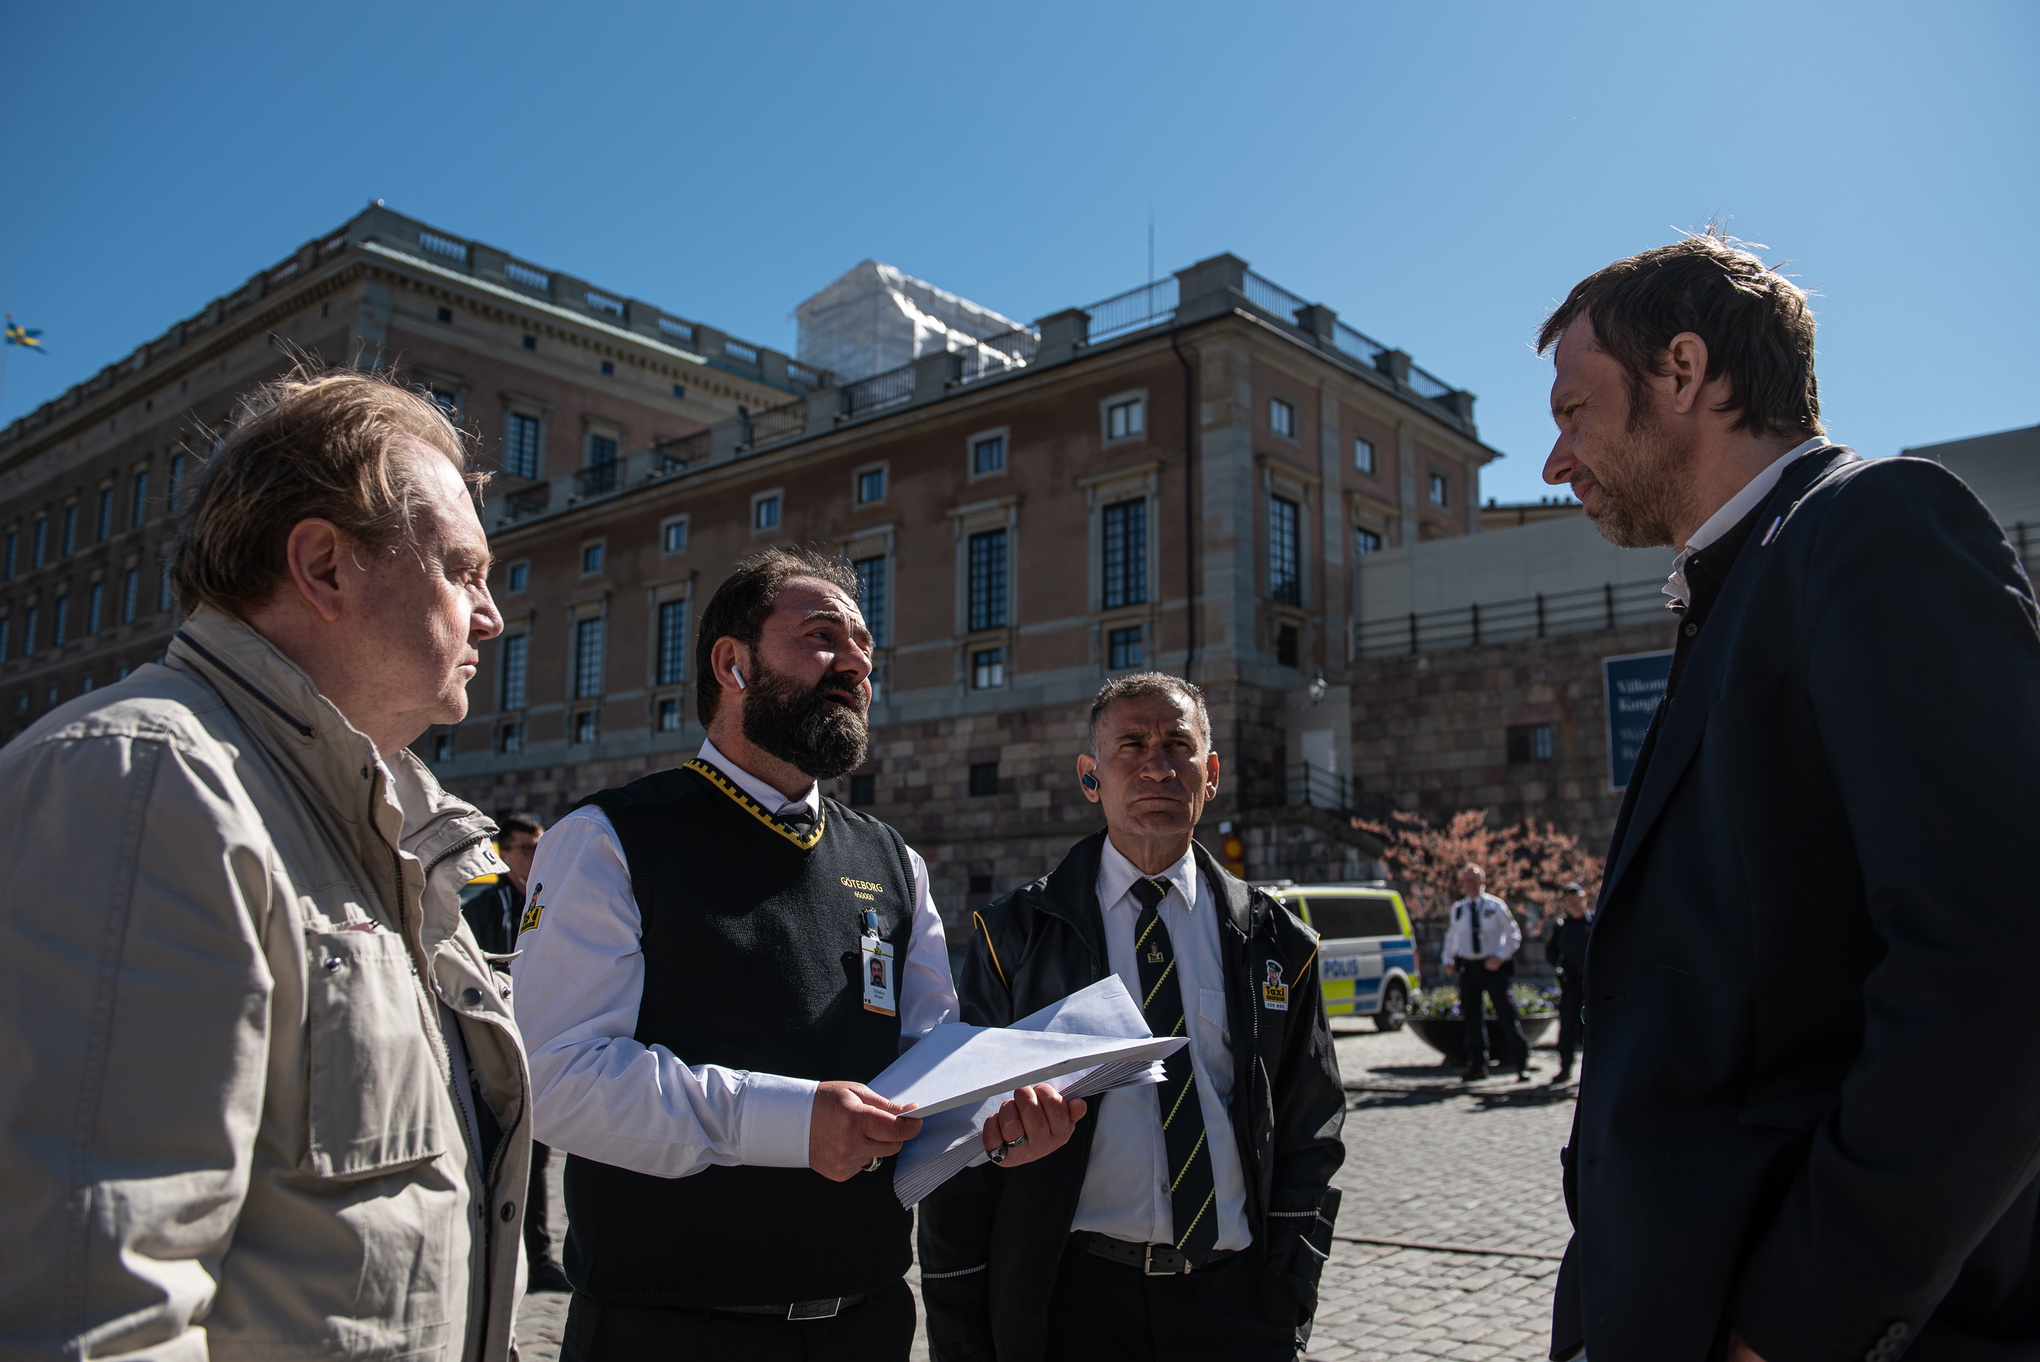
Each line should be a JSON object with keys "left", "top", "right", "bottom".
{"left": 1259, "top": 903, "right": 1347, "bottom": 1325}
{"left": 918, "top": 907, "right": 1012, "bottom": 1362}
{"left": 1728, "top": 460, "right": 2040, "bottom": 1358}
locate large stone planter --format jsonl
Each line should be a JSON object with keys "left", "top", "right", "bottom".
{"left": 1410, "top": 1016, "right": 1556, "bottom": 1066}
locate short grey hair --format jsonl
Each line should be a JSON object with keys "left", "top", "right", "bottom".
{"left": 1087, "top": 673, "right": 1212, "bottom": 755}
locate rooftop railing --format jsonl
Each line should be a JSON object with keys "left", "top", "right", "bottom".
{"left": 843, "top": 367, "right": 916, "bottom": 416}
{"left": 1085, "top": 278, "right": 1179, "bottom": 343}
{"left": 1355, "top": 578, "right": 1674, "bottom": 659}
{"left": 1243, "top": 270, "right": 1311, "bottom": 325}
{"left": 956, "top": 329, "right": 1041, "bottom": 385}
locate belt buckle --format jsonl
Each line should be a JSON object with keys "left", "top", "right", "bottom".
{"left": 786, "top": 1297, "right": 842, "bottom": 1321}
{"left": 1142, "top": 1244, "right": 1190, "bottom": 1277}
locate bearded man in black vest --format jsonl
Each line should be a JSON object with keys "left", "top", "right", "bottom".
{"left": 513, "top": 548, "right": 1085, "bottom": 1362}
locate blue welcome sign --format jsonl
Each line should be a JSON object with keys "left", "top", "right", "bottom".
{"left": 1603, "top": 650, "right": 1675, "bottom": 790}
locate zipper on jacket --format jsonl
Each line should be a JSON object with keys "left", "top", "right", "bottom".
{"left": 425, "top": 832, "right": 493, "bottom": 881}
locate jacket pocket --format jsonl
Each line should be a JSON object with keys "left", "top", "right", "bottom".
{"left": 1265, "top": 1185, "right": 1341, "bottom": 1320}
{"left": 304, "top": 927, "right": 451, "bottom": 1178}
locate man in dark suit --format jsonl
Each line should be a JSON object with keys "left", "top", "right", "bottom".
{"left": 1542, "top": 883, "right": 1591, "bottom": 1086}
{"left": 1538, "top": 233, "right": 2040, "bottom": 1362}
{"left": 458, "top": 812, "right": 573, "bottom": 1293}
{"left": 919, "top": 673, "right": 1345, "bottom": 1362}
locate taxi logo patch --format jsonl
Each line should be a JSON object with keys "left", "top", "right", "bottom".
{"left": 1261, "top": 958, "right": 1289, "bottom": 1011}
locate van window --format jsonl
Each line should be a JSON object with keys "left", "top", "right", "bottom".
{"left": 1308, "top": 896, "right": 1403, "bottom": 940}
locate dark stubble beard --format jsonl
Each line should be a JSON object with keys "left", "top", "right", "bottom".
{"left": 1581, "top": 399, "right": 1701, "bottom": 549}
{"left": 739, "top": 657, "right": 870, "bottom": 781}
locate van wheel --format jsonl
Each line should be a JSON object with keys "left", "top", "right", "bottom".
{"left": 1374, "top": 981, "right": 1408, "bottom": 1032}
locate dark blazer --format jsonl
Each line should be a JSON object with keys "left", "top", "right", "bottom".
{"left": 1552, "top": 448, "right": 2040, "bottom": 1362}
{"left": 919, "top": 831, "right": 1345, "bottom": 1362}
{"left": 459, "top": 878, "right": 523, "bottom": 956}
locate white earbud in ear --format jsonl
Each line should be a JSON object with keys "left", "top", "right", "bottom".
{"left": 732, "top": 667, "right": 746, "bottom": 690}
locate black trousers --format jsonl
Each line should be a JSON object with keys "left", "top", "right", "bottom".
{"left": 561, "top": 1279, "right": 915, "bottom": 1362}
{"left": 1556, "top": 976, "right": 1585, "bottom": 1067}
{"left": 525, "top": 1141, "right": 553, "bottom": 1265}
{"left": 1043, "top": 1239, "right": 1295, "bottom": 1362}
{"left": 1457, "top": 960, "right": 1528, "bottom": 1071}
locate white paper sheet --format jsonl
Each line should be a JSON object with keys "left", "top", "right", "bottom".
{"left": 889, "top": 977, "right": 1181, "bottom": 1207}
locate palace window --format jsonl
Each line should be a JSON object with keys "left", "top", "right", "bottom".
{"left": 1101, "top": 499, "right": 1147, "bottom": 609}
{"left": 1268, "top": 496, "right": 1302, "bottom": 605}
{"left": 967, "top": 529, "right": 1008, "bottom": 632}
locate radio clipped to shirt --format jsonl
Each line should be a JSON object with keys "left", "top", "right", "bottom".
{"left": 860, "top": 908, "right": 897, "bottom": 1017}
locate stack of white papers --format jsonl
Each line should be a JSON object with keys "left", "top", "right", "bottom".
{"left": 881, "top": 977, "right": 1184, "bottom": 1208}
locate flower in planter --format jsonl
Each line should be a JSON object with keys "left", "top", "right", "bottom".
{"left": 1408, "top": 984, "right": 1556, "bottom": 1021}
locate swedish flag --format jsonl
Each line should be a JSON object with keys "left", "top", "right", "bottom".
{"left": 3, "top": 317, "right": 44, "bottom": 351}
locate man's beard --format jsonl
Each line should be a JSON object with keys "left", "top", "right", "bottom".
{"left": 739, "top": 658, "right": 870, "bottom": 781}
{"left": 1577, "top": 400, "right": 1699, "bottom": 549}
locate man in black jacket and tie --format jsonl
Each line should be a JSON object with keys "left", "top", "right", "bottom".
{"left": 1537, "top": 232, "right": 2040, "bottom": 1362}
{"left": 920, "top": 673, "right": 1345, "bottom": 1362}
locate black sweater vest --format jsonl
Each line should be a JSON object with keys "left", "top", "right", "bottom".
{"left": 562, "top": 761, "right": 916, "bottom": 1307}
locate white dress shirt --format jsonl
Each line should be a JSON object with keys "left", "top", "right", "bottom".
{"left": 1441, "top": 893, "right": 1522, "bottom": 963}
{"left": 511, "top": 737, "right": 957, "bottom": 1179}
{"left": 1070, "top": 838, "right": 1251, "bottom": 1251}
{"left": 1665, "top": 436, "right": 1830, "bottom": 607}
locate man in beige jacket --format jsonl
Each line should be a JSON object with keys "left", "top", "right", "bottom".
{"left": 0, "top": 371, "right": 532, "bottom": 1361}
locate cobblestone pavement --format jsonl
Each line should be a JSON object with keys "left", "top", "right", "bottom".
{"left": 516, "top": 1021, "right": 1577, "bottom": 1361}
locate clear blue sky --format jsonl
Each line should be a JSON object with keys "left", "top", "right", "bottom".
{"left": 2, "top": 1, "right": 2034, "bottom": 503}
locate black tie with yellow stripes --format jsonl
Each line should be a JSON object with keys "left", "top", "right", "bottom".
{"left": 1129, "top": 875, "right": 1219, "bottom": 1266}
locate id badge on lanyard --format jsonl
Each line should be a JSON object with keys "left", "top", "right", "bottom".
{"left": 860, "top": 908, "right": 897, "bottom": 1017}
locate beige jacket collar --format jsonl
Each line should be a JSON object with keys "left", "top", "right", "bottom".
{"left": 167, "top": 605, "right": 498, "bottom": 946}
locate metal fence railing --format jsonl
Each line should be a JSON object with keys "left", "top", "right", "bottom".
{"left": 843, "top": 367, "right": 916, "bottom": 416}
{"left": 738, "top": 399, "right": 807, "bottom": 450}
{"left": 1243, "top": 270, "right": 1310, "bottom": 324}
{"left": 956, "top": 329, "right": 1040, "bottom": 385}
{"left": 1356, "top": 579, "right": 1674, "bottom": 658}
{"left": 1086, "top": 278, "right": 1179, "bottom": 343}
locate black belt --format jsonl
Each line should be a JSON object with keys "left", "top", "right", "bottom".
{"left": 1075, "top": 1231, "right": 1239, "bottom": 1276}
{"left": 709, "top": 1294, "right": 866, "bottom": 1320}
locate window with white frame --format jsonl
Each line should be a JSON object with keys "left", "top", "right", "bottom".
{"left": 1101, "top": 499, "right": 1147, "bottom": 608}
{"left": 854, "top": 554, "right": 888, "bottom": 648}
{"left": 1108, "top": 625, "right": 1142, "bottom": 670}
{"left": 971, "top": 647, "right": 1005, "bottom": 689}
{"left": 573, "top": 616, "right": 606, "bottom": 699}
{"left": 971, "top": 434, "right": 1006, "bottom": 476}
{"left": 753, "top": 492, "right": 782, "bottom": 532}
{"left": 856, "top": 466, "right": 886, "bottom": 504}
{"left": 1105, "top": 397, "right": 1144, "bottom": 442}
{"left": 1270, "top": 396, "right": 1297, "bottom": 439}
{"left": 662, "top": 517, "right": 689, "bottom": 554}
{"left": 500, "top": 634, "right": 528, "bottom": 710}
{"left": 657, "top": 598, "right": 688, "bottom": 686}
{"left": 1428, "top": 470, "right": 1449, "bottom": 508}
{"left": 1268, "top": 495, "right": 1302, "bottom": 605}
{"left": 967, "top": 529, "right": 1008, "bottom": 632}
{"left": 1354, "top": 436, "right": 1376, "bottom": 474}
{"left": 504, "top": 412, "right": 542, "bottom": 479}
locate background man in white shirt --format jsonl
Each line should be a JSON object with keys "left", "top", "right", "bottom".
{"left": 1441, "top": 865, "right": 1529, "bottom": 1082}
{"left": 921, "top": 673, "right": 1345, "bottom": 1362}
{"left": 513, "top": 549, "right": 1080, "bottom": 1362}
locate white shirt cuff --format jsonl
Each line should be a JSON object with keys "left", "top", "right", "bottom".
{"left": 735, "top": 1072, "right": 819, "bottom": 1168}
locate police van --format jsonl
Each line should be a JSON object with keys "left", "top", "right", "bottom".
{"left": 1258, "top": 882, "right": 1417, "bottom": 1030}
